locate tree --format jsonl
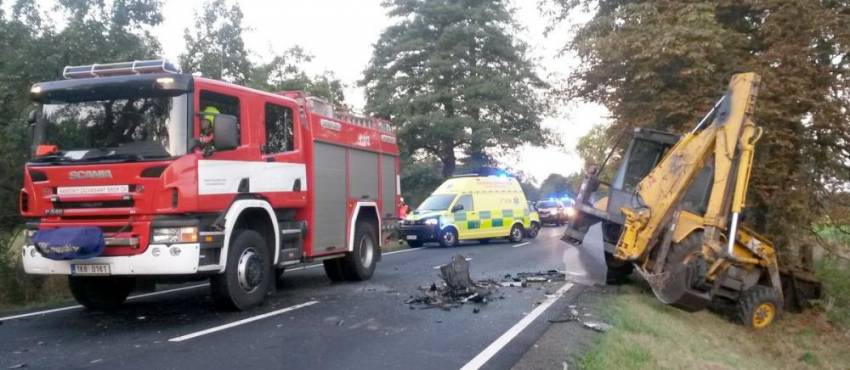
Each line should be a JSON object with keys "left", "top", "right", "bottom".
{"left": 549, "top": 0, "right": 850, "bottom": 257}
{"left": 539, "top": 173, "right": 574, "bottom": 199}
{"left": 362, "top": 0, "right": 551, "bottom": 178}
{"left": 250, "top": 47, "right": 347, "bottom": 106}
{"left": 180, "top": 0, "right": 252, "bottom": 84}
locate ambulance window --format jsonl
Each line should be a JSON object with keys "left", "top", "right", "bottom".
{"left": 199, "top": 91, "right": 241, "bottom": 144}
{"left": 263, "top": 103, "right": 295, "bottom": 153}
{"left": 456, "top": 194, "right": 474, "bottom": 212}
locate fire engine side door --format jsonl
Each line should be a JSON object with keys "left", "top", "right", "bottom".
{"left": 260, "top": 99, "right": 305, "bottom": 193}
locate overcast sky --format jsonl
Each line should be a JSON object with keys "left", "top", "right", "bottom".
{"left": 152, "top": 0, "right": 609, "bottom": 184}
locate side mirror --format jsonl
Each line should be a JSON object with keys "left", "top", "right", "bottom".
{"left": 213, "top": 114, "right": 239, "bottom": 151}
{"left": 451, "top": 204, "right": 464, "bottom": 212}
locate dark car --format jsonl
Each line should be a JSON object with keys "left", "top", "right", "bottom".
{"left": 536, "top": 200, "right": 566, "bottom": 226}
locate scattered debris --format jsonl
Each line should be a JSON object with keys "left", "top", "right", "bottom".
{"left": 7, "top": 364, "right": 27, "bottom": 369}
{"left": 405, "top": 255, "right": 498, "bottom": 311}
{"left": 582, "top": 320, "right": 613, "bottom": 332}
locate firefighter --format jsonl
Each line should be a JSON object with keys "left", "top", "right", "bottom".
{"left": 199, "top": 106, "right": 219, "bottom": 155}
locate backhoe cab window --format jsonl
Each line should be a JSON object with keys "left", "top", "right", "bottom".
{"left": 622, "top": 139, "right": 668, "bottom": 190}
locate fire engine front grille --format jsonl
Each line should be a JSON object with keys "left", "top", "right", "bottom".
{"left": 53, "top": 199, "right": 134, "bottom": 209}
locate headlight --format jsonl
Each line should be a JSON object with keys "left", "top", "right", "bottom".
{"left": 152, "top": 227, "right": 198, "bottom": 244}
{"left": 565, "top": 207, "right": 577, "bottom": 218}
{"left": 424, "top": 218, "right": 439, "bottom": 226}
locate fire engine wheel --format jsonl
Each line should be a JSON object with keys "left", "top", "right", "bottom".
{"left": 526, "top": 222, "right": 540, "bottom": 239}
{"left": 211, "top": 229, "right": 271, "bottom": 310}
{"left": 508, "top": 224, "right": 524, "bottom": 243}
{"left": 439, "top": 228, "right": 459, "bottom": 248}
{"left": 736, "top": 285, "right": 782, "bottom": 329}
{"left": 68, "top": 276, "right": 134, "bottom": 311}
{"left": 340, "top": 221, "right": 379, "bottom": 281}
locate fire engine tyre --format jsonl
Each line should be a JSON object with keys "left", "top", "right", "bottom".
{"left": 68, "top": 276, "right": 134, "bottom": 311}
{"left": 323, "top": 258, "right": 346, "bottom": 282}
{"left": 509, "top": 224, "right": 524, "bottom": 243}
{"left": 526, "top": 222, "right": 541, "bottom": 239}
{"left": 211, "top": 229, "right": 272, "bottom": 310}
{"left": 439, "top": 228, "right": 459, "bottom": 248}
{"left": 736, "top": 285, "right": 783, "bottom": 329}
{"left": 339, "top": 221, "right": 379, "bottom": 281}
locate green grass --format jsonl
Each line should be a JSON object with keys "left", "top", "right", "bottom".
{"left": 578, "top": 282, "right": 850, "bottom": 370}
{"left": 815, "top": 258, "right": 850, "bottom": 329}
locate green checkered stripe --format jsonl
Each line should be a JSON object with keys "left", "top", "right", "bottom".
{"left": 454, "top": 208, "right": 528, "bottom": 230}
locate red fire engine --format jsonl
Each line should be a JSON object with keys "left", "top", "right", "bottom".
{"left": 20, "top": 59, "right": 401, "bottom": 310}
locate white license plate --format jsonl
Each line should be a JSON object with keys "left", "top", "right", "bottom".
{"left": 406, "top": 235, "right": 418, "bottom": 240}
{"left": 72, "top": 264, "right": 111, "bottom": 275}
{"left": 57, "top": 185, "right": 129, "bottom": 196}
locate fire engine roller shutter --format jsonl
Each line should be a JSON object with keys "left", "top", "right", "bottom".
{"left": 313, "top": 142, "right": 347, "bottom": 250}
{"left": 348, "top": 149, "right": 379, "bottom": 201}
{"left": 380, "top": 154, "right": 397, "bottom": 218}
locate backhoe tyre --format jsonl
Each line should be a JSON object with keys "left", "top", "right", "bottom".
{"left": 406, "top": 240, "right": 423, "bottom": 248}
{"left": 211, "top": 229, "right": 272, "bottom": 310}
{"left": 340, "top": 221, "right": 379, "bottom": 281}
{"left": 736, "top": 286, "right": 782, "bottom": 329}
{"left": 439, "top": 228, "right": 459, "bottom": 248}
{"left": 605, "top": 252, "right": 634, "bottom": 284}
{"left": 68, "top": 276, "right": 134, "bottom": 311}
{"left": 508, "top": 224, "right": 524, "bottom": 243}
{"left": 323, "top": 258, "right": 346, "bottom": 282}
{"left": 656, "top": 231, "right": 710, "bottom": 312}
{"left": 526, "top": 222, "right": 540, "bottom": 239}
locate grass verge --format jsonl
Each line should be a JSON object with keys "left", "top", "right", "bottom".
{"left": 579, "top": 281, "right": 850, "bottom": 370}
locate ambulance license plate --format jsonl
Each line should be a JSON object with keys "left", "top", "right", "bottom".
{"left": 72, "top": 264, "right": 111, "bottom": 276}
{"left": 406, "top": 235, "right": 418, "bottom": 240}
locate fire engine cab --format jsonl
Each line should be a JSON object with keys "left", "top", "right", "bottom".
{"left": 20, "top": 59, "right": 401, "bottom": 310}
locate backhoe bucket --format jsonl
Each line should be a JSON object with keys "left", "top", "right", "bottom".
{"left": 562, "top": 223, "right": 607, "bottom": 285}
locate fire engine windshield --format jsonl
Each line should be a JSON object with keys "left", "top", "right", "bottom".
{"left": 31, "top": 94, "right": 190, "bottom": 163}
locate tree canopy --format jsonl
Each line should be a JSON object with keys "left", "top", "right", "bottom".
{"left": 550, "top": 0, "right": 850, "bottom": 256}
{"left": 362, "top": 0, "right": 551, "bottom": 177}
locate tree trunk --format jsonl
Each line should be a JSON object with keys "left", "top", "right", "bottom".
{"left": 440, "top": 148, "right": 456, "bottom": 178}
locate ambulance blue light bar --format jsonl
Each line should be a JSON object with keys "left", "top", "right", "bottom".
{"left": 63, "top": 59, "right": 180, "bottom": 79}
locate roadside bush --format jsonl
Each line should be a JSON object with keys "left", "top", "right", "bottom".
{"left": 816, "top": 258, "right": 850, "bottom": 331}
{"left": 0, "top": 230, "right": 70, "bottom": 310}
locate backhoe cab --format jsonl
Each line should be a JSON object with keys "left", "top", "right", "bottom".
{"left": 562, "top": 73, "right": 821, "bottom": 328}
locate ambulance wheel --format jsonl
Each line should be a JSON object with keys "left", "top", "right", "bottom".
{"left": 211, "top": 229, "right": 272, "bottom": 310}
{"left": 526, "top": 222, "right": 540, "bottom": 239}
{"left": 439, "top": 228, "right": 459, "bottom": 248}
{"left": 340, "top": 221, "right": 379, "bottom": 281}
{"left": 406, "top": 240, "right": 423, "bottom": 248}
{"left": 509, "top": 224, "right": 524, "bottom": 243}
{"left": 736, "top": 285, "right": 782, "bottom": 329}
{"left": 68, "top": 276, "right": 134, "bottom": 311}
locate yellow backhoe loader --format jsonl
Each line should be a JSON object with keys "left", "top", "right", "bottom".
{"left": 562, "top": 73, "right": 821, "bottom": 328}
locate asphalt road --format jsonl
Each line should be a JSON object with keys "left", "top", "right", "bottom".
{"left": 0, "top": 226, "right": 584, "bottom": 370}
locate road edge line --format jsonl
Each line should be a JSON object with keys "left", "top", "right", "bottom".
{"left": 459, "top": 282, "right": 575, "bottom": 370}
{"left": 511, "top": 242, "right": 531, "bottom": 248}
{"left": 168, "top": 300, "right": 319, "bottom": 342}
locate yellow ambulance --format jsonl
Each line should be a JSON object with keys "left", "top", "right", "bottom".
{"left": 399, "top": 175, "right": 541, "bottom": 247}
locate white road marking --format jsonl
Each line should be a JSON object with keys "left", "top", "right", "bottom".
{"left": 459, "top": 282, "right": 575, "bottom": 370}
{"left": 432, "top": 257, "right": 472, "bottom": 270}
{"left": 383, "top": 247, "right": 425, "bottom": 256}
{"left": 168, "top": 301, "right": 319, "bottom": 342}
{"left": 0, "top": 283, "right": 210, "bottom": 322}
{"left": 511, "top": 242, "right": 531, "bottom": 248}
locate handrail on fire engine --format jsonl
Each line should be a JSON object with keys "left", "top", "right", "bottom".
{"left": 63, "top": 59, "right": 180, "bottom": 79}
